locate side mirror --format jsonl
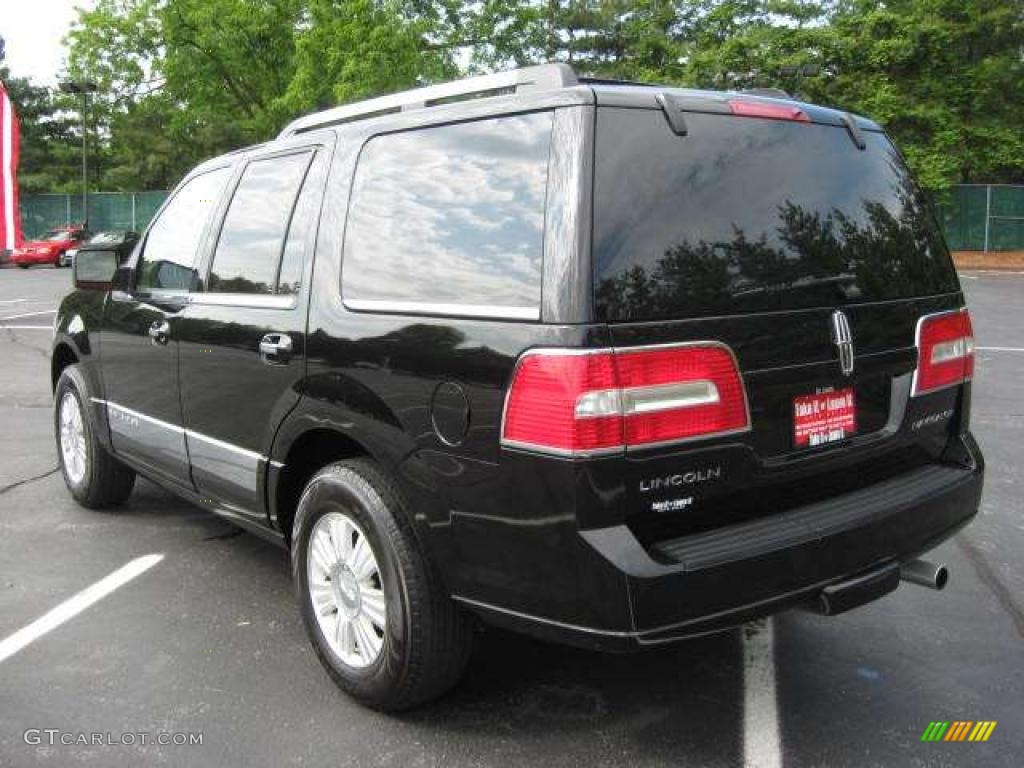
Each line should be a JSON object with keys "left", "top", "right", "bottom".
{"left": 73, "top": 249, "right": 118, "bottom": 291}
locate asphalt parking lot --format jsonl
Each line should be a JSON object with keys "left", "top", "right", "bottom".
{"left": 0, "top": 266, "right": 1022, "bottom": 767}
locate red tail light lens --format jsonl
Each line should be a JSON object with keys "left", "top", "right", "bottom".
{"left": 728, "top": 99, "right": 810, "bottom": 123}
{"left": 501, "top": 344, "right": 750, "bottom": 457}
{"left": 913, "top": 309, "right": 974, "bottom": 396}
{"left": 501, "top": 351, "right": 623, "bottom": 456}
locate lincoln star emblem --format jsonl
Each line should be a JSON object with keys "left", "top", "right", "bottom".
{"left": 831, "top": 309, "right": 855, "bottom": 376}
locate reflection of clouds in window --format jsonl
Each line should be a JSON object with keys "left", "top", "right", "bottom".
{"left": 209, "top": 153, "right": 311, "bottom": 295}
{"left": 344, "top": 112, "right": 552, "bottom": 310}
{"left": 140, "top": 168, "right": 230, "bottom": 290}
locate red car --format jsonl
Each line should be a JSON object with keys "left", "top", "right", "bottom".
{"left": 9, "top": 226, "right": 91, "bottom": 268}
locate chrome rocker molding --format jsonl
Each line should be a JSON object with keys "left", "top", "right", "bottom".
{"left": 93, "top": 398, "right": 284, "bottom": 469}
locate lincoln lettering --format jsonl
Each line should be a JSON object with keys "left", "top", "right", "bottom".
{"left": 640, "top": 466, "right": 722, "bottom": 493}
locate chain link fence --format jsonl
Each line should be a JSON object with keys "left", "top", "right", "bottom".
{"left": 937, "top": 185, "right": 1024, "bottom": 252}
{"left": 17, "top": 185, "right": 1024, "bottom": 252}
{"left": 19, "top": 192, "right": 169, "bottom": 240}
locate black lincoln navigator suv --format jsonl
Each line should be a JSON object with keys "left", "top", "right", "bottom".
{"left": 52, "top": 64, "right": 984, "bottom": 711}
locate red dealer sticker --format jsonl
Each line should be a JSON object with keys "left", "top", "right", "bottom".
{"left": 794, "top": 388, "right": 857, "bottom": 447}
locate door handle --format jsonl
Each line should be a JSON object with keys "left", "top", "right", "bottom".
{"left": 259, "top": 333, "right": 293, "bottom": 365}
{"left": 148, "top": 320, "right": 170, "bottom": 346}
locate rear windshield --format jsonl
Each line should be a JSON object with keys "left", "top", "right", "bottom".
{"left": 593, "top": 108, "right": 959, "bottom": 322}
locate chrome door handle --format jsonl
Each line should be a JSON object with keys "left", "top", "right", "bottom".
{"left": 259, "top": 333, "right": 293, "bottom": 365}
{"left": 148, "top": 320, "right": 170, "bottom": 345}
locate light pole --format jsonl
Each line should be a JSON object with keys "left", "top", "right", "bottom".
{"left": 59, "top": 80, "right": 98, "bottom": 227}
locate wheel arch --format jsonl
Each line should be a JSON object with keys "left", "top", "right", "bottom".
{"left": 51, "top": 342, "right": 79, "bottom": 392}
{"left": 270, "top": 426, "right": 373, "bottom": 545}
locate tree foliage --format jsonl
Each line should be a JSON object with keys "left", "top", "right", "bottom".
{"left": 0, "top": 67, "right": 78, "bottom": 192}
{"left": 6, "top": 0, "right": 1022, "bottom": 192}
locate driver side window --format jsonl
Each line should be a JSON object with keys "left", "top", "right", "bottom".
{"left": 137, "top": 168, "right": 230, "bottom": 292}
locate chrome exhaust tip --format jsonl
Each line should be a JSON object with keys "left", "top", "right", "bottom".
{"left": 901, "top": 559, "right": 949, "bottom": 591}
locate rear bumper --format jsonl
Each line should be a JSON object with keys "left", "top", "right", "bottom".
{"left": 460, "top": 433, "right": 983, "bottom": 651}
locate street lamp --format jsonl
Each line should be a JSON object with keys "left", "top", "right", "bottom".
{"left": 59, "top": 80, "right": 98, "bottom": 228}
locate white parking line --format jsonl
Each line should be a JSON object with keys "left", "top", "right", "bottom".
{"left": 0, "top": 325, "right": 52, "bottom": 330}
{"left": 0, "top": 298, "right": 26, "bottom": 304}
{"left": 743, "top": 619, "right": 781, "bottom": 768}
{"left": 0, "top": 554, "right": 163, "bottom": 664}
{"left": 976, "top": 346, "right": 1024, "bottom": 353}
{"left": 0, "top": 309, "right": 56, "bottom": 321}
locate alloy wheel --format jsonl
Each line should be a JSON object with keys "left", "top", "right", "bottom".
{"left": 307, "top": 512, "right": 387, "bottom": 668}
{"left": 58, "top": 391, "right": 88, "bottom": 485}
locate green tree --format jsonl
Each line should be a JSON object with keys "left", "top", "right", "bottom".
{"left": 0, "top": 63, "right": 79, "bottom": 192}
{"left": 680, "top": 0, "right": 1024, "bottom": 191}
{"left": 283, "top": 0, "right": 456, "bottom": 112}
{"left": 56, "top": 0, "right": 1024, "bottom": 195}
{"left": 817, "top": 0, "right": 1024, "bottom": 189}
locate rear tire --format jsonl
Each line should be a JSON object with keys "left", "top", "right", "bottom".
{"left": 17, "top": 263, "right": 29, "bottom": 269}
{"left": 292, "top": 458, "right": 473, "bottom": 711}
{"left": 55, "top": 365, "right": 136, "bottom": 509}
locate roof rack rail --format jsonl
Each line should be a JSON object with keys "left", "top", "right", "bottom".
{"left": 277, "top": 63, "right": 578, "bottom": 138}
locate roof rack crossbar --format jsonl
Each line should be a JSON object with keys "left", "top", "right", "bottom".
{"left": 277, "top": 63, "right": 578, "bottom": 138}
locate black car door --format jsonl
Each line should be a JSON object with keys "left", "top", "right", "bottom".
{"left": 176, "top": 140, "right": 331, "bottom": 523}
{"left": 100, "top": 165, "right": 233, "bottom": 487}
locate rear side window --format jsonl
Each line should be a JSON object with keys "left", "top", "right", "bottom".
{"left": 342, "top": 112, "right": 553, "bottom": 319}
{"left": 593, "top": 109, "right": 959, "bottom": 322}
{"left": 138, "top": 168, "right": 229, "bottom": 292}
{"left": 209, "top": 152, "right": 312, "bottom": 295}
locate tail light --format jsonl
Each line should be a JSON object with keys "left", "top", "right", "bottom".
{"left": 501, "top": 343, "right": 750, "bottom": 457}
{"left": 912, "top": 309, "right": 974, "bottom": 397}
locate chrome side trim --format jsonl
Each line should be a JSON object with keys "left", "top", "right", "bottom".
{"left": 343, "top": 297, "right": 539, "bottom": 321}
{"left": 184, "top": 428, "right": 264, "bottom": 461}
{"left": 189, "top": 293, "right": 298, "bottom": 310}
{"left": 96, "top": 398, "right": 184, "bottom": 434}
{"left": 94, "top": 399, "right": 283, "bottom": 468}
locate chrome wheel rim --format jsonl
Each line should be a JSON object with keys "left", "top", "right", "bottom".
{"left": 307, "top": 512, "right": 386, "bottom": 668}
{"left": 58, "top": 391, "right": 88, "bottom": 485}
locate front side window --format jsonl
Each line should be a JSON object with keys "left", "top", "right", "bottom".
{"left": 342, "top": 112, "right": 553, "bottom": 318}
{"left": 208, "top": 152, "right": 312, "bottom": 295}
{"left": 138, "top": 168, "right": 230, "bottom": 292}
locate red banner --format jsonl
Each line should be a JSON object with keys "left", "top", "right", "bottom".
{"left": 1, "top": 79, "right": 23, "bottom": 250}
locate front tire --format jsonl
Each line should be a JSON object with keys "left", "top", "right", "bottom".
{"left": 55, "top": 365, "right": 136, "bottom": 508}
{"left": 292, "top": 459, "right": 473, "bottom": 711}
